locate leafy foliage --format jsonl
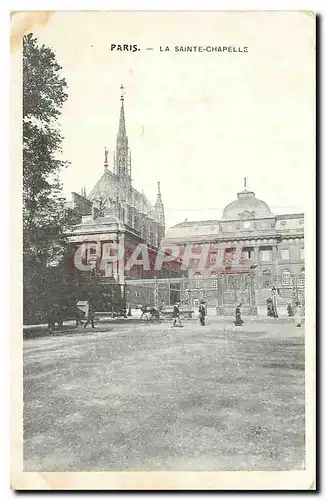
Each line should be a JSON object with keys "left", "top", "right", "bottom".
{"left": 23, "top": 34, "right": 71, "bottom": 265}
{"left": 23, "top": 33, "right": 68, "bottom": 123}
{"left": 23, "top": 34, "right": 74, "bottom": 323}
{"left": 22, "top": 34, "right": 126, "bottom": 324}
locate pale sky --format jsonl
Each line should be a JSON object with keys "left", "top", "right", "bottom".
{"left": 32, "top": 11, "right": 315, "bottom": 230}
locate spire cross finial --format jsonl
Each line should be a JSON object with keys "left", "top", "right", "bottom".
{"left": 104, "top": 147, "right": 109, "bottom": 171}
{"left": 120, "top": 84, "right": 125, "bottom": 102}
{"left": 158, "top": 181, "right": 161, "bottom": 193}
{"left": 244, "top": 177, "right": 247, "bottom": 190}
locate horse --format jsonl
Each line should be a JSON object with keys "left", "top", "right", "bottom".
{"left": 140, "top": 305, "right": 161, "bottom": 322}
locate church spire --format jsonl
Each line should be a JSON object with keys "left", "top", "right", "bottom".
{"left": 156, "top": 181, "right": 162, "bottom": 202}
{"left": 115, "top": 84, "right": 131, "bottom": 181}
{"left": 155, "top": 181, "right": 165, "bottom": 226}
{"left": 117, "top": 84, "right": 127, "bottom": 143}
{"left": 104, "top": 147, "right": 109, "bottom": 172}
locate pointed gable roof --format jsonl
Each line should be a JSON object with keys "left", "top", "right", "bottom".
{"left": 88, "top": 169, "right": 118, "bottom": 201}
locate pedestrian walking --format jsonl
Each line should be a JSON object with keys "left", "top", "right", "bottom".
{"left": 84, "top": 300, "right": 95, "bottom": 329}
{"left": 234, "top": 303, "right": 244, "bottom": 326}
{"left": 172, "top": 303, "right": 182, "bottom": 327}
{"left": 295, "top": 302, "right": 303, "bottom": 327}
{"left": 287, "top": 303, "right": 294, "bottom": 317}
{"left": 75, "top": 306, "right": 85, "bottom": 326}
{"left": 267, "top": 298, "right": 274, "bottom": 317}
{"left": 47, "top": 305, "right": 56, "bottom": 331}
{"left": 199, "top": 301, "right": 206, "bottom": 326}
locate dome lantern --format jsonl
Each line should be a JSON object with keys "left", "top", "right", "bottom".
{"left": 222, "top": 185, "right": 272, "bottom": 220}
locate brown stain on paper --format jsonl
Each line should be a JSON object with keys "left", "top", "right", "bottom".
{"left": 10, "top": 11, "right": 53, "bottom": 51}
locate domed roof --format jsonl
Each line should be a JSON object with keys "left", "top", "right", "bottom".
{"left": 223, "top": 189, "right": 271, "bottom": 220}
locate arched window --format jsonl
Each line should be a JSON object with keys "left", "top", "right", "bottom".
{"left": 300, "top": 268, "right": 305, "bottom": 286}
{"left": 281, "top": 269, "right": 291, "bottom": 286}
{"left": 262, "top": 269, "right": 272, "bottom": 288}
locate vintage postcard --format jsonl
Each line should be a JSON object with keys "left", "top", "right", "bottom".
{"left": 11, "top": 10, "right": 315, "bottom": 490}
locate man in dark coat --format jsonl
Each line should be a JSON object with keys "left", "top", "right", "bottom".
{"left": 287, "top": 303, "right": 294, "bottom": 317}
{"left": 267, "top": 298, "right": 274, "bottom": 317}
{"left": 234, "top": 303, "right": 244, "bottom": 326}
{"left": 84, "top": 300, "right": 95, "bottom": 329}
{"left": 172, "top": 303, "right": 181, "bottom": 327}
{"left": 199, "top": 302, "right": 206, "bottom": 326}
{"left": 75, "top": 306, "right": 85, "bottom": 326}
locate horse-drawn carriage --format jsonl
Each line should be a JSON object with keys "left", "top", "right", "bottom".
{"left": 138, "top": 305, "right": 194, "bottom": 322}
{"left": 47, "top": 301, "right": 86, "bottom": 329}
{"left": 139, "top": 305, "right": 162, "bottom": 322}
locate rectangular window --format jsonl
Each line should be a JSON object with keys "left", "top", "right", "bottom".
{"left": 211, "top": 279, "right": 217, "bottom": 289}
{"left": 300, "top": 248, "right": 304, "bottom": 260}
{"left": 282, "top": 270, "right": 291, "bottom": 285}
{"left": 194, "top": 278, "right": 201, "bottom": 288}
{"left": 224, "top": 248, "right": 235, "bottom": 266}
{"left": 243, "top": 221, "right": 252, "bottom": 230}
{"left": 280, "top": 249, "right": 290, "bottom": 260}
{"left": 104, "top": 262, "right": 113, "bottom": 277}
{"left": 242, "top": 248, "right": 253, "bottom": 261}
{"left": 209, "top": 253, "right": 216, "bottom": 264}
{"left": 260, "top": 250, "right": 271, "bottom": 262}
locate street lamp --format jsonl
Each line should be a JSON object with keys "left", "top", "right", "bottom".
{"left": 271, "top": 286, "right": 278, "bottom": 318}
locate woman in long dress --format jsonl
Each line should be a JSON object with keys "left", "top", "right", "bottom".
{"left": 234, "top": 303, "right": 244, "bottom": 326}
{"left": 295, "top": 302, "right": 302, "bottom": 327}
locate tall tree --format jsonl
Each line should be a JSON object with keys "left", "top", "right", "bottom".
{"left": 23, "top": 33, "right": 75, "bottom": 323}
{"left": 23, "top": 33, "right": 71, "bottom": 265}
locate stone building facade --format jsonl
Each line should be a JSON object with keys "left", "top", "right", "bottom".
{"left": 88, "top": 105, "right": 165, "bottom": 248}
{"left": 161, "top": 186, "right": 305, "bottom": 307}
{"left": 67, "top": 87, "right": 181, "bottom": 284}
{"left": 68, "top": 87, "right": 165, "bottom": 247}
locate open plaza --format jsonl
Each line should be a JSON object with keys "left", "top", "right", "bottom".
{"left": 23, "top": 315, "right": 305, "bottom": 471}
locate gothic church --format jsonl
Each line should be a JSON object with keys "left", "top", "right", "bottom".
{"left": 69, "top": 86, "right": 165, "bottom": 249}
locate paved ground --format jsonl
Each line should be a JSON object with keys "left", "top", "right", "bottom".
{"left": 23, "top": 317, "right": 305, "bottom": 471}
